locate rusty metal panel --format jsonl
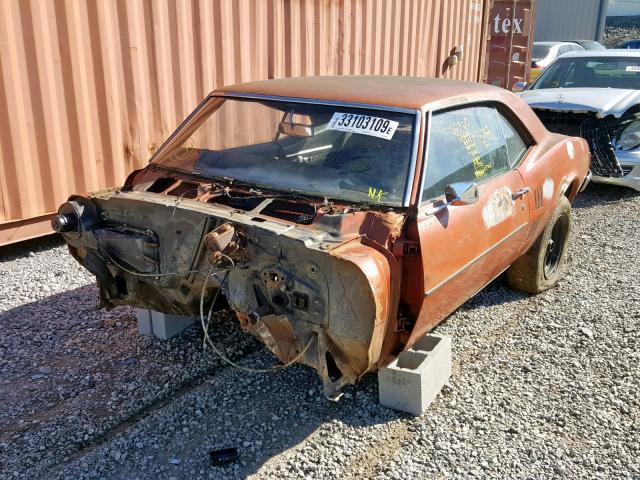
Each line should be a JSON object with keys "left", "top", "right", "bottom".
{"left": 0, "top": 0, "right": 490, "bottom": 246}
{"left": 436, "top": 0, "right": 487, "bottom": 81}
{"left": 484, "top": 0, "right": 536, "bottom": 90}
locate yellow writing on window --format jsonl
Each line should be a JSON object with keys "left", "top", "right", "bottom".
{"left": 449, "top": 118, "right": 494, "bottom": 179}
{"left": 368, "top": 187, "right": 386, "bottom": 203}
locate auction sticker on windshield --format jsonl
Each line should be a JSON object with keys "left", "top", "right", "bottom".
{"left": 327, "top": 112, "right": 399, "bottom": 140}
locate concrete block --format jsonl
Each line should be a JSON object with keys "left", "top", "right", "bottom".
{"left": 136, "top": 309, "right": 195, "bottom": 340}
{"left": 378, "top": 334, "right": 451, "bottom": 416}
{"left": 136, "top": 309, "right": 153, "bottom": 336}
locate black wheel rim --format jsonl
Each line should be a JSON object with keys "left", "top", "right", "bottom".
{"left": 543, "top": 215, "right": 568, "bottom": 279}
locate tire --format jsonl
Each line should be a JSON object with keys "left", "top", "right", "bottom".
{"left": 506, "top": 196, "right": 572, "bottom": 294}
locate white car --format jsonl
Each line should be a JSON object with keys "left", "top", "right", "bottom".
{"left": 517, "top": 50, "right": 640, "bottom": 191}
{"left": 530, "top": 41, "right": 585, "bottom": 82}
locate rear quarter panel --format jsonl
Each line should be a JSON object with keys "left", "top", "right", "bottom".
{"left": 517, "top": 131, "right": 590, "bottom": 249}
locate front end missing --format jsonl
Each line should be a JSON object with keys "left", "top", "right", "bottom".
{"left": 54, "top": 191, "right": 397, "bottom": 398}
{"left": 533, "top": 109, "right": 628, "bottom": 178}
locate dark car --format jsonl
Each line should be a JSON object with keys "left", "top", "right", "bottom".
{"left": 565, "top": 40, "right": 606, "bottom": 51}
{"left": 617, "top": 39, "right": 640, "bottom": 49}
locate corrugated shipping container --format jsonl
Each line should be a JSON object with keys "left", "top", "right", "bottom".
{"left": 0, "top": 0, "right": 493, "bottom": 246}
{"left": 534, "top": 0, "right": 607, "bottom": 41}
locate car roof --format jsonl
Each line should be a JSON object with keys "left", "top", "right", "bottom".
{"left": 213, "top": 75, "right": 506, "bottom": 110}
{"left": 557, "top": 49, "right": 640, "bottom": 59}
{"left": 534, "top": 41, "right": 576, "bottom": 47}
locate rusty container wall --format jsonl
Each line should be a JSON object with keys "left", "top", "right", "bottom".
{"left": 484, "top": 0, "right": 536, "bottom": 90}
{"left": 0, "top": 0, "right": 490, "bottom": 246}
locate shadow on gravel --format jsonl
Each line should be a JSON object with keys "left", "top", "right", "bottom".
{"left": 458, "top": 278, "right": 529, "bottom": 310}
{"left": 0, "top": 233, "right": 64, "bottom": 262}
{"left": 227, "top": 369, "right": 407, "bottom": 479}
{"left": 0, "top": 273, "right": 532, "bottom": 478}
{"left": 123, "top": 353, "right": 412, "bottom": 480}
{"left": 0, "top": 283, "right": 261, "bottom": 477}
{"left": 226, "top": 280, "right": 532, "bottom": 477}
{"left": 572, "top": 182, "right": 639, "bottom": 210}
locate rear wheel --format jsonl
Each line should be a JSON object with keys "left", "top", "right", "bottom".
{"left": 506, "top": 196, "right": 572, "bottom": 294}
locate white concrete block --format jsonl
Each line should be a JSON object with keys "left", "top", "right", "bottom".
{"left": 378, "top": 334, "right": 452, "bottom": 416}
{"left": 136, "top": 309, "right": 153, "bottom": 336}
{"left": 136, "top": 309, "right": 195, "bottom": 340}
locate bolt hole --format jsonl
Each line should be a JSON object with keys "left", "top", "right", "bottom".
{"left": 272, "top": 292, "right": 288, "bottom": 307}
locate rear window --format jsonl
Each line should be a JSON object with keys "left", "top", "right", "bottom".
{"left": 533, "top": 45, "right": 551, "bottom": 62}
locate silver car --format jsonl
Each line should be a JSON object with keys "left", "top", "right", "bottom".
{"left": 515, "top": 50, "right": 640, "bottom": 191}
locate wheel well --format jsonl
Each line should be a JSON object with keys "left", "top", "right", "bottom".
{"left": 563, "top": 179, "right": 579, "bottom": 202}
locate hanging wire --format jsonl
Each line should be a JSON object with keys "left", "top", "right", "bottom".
{"left": 199, "top": 262, "right": 313, "bottom": 374}
{"left": 101, "top": 248, "right": 213, "bottom": 278}
{"left": 103, "top": 245, "right": 312, "bottom": 373}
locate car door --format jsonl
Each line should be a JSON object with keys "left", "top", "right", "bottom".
{"left": 407, "top": 104, "right": 531, "bottom": 345}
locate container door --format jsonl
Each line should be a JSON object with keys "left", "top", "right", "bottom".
{"left": 485, "top": 0, "right": 536, "bottom": 90}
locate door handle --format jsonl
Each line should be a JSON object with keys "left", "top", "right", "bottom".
{"left": 512, "top": 187, "right": 530, "bottom": 200}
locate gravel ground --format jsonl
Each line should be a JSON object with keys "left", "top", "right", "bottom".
{"left": 1, "top": 182, "right": 639, "bottom": 479}
{"left": 603, "top": 17, "right": 640, "bottom": 48}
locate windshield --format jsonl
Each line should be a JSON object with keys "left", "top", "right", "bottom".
{"left": 580, "top": 41, "right": 605, "bottom": 51}
{"left": 532, "top": 57, "right": 640, "bottom": 90}
{"left": 533, "top": 45, "right": 551, "bottom": 62}
{"left": 153, "top": 97, "right": 416, "bottom": 207}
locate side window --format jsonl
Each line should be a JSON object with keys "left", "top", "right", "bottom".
{"left": 422, "top": 105, "right": 510, "bottom": 201}
{"left": 496, "top": 110, "right": 528, "bottom": 167}
{"left": 558, "top": 46, "right": 570, "bottom": 56}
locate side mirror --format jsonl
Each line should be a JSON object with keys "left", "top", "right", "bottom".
{"left": 445, "top": 181, "right": 479, "bottom": 206}
{"left": 512, "top": 81, "right": 528, "bottom": 93}
{"left": 426, "top": 182, "right": 478, "bottom": 215}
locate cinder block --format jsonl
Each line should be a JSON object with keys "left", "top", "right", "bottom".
{"left": 378, "top": 334, "right": 452, "bottom": 416}
{"left": 136, "top": 309, "right": 153, "bottom": 336}
{"left": 135, "top": 309, "right": 195, "bottom": 340}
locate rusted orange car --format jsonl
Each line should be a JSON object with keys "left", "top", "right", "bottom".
{"left": 54, "top": 77, "right": 590, "bottom": 397}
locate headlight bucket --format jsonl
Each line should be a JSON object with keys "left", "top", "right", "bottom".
{"left": 617, "top": 120, "right": 640, "bottom": 151}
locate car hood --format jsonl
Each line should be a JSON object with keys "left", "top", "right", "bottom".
{"left": 519, "top": 88, "right": 640, "bottom": 118}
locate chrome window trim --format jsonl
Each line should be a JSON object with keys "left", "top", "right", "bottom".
{"left": 216, "top": 92, "right": 418, "bottom": 115}
{"left": 416, "top": 109, "right": 433, "bottom": 206}
{"left": 494, "top": 108, "right": 530, "bottom": 169}
{"left": 147, "top": 95, "right": 211, "bottom": 164}
{"left": 403, "top": 110, "right": 422, "bottom": 207}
